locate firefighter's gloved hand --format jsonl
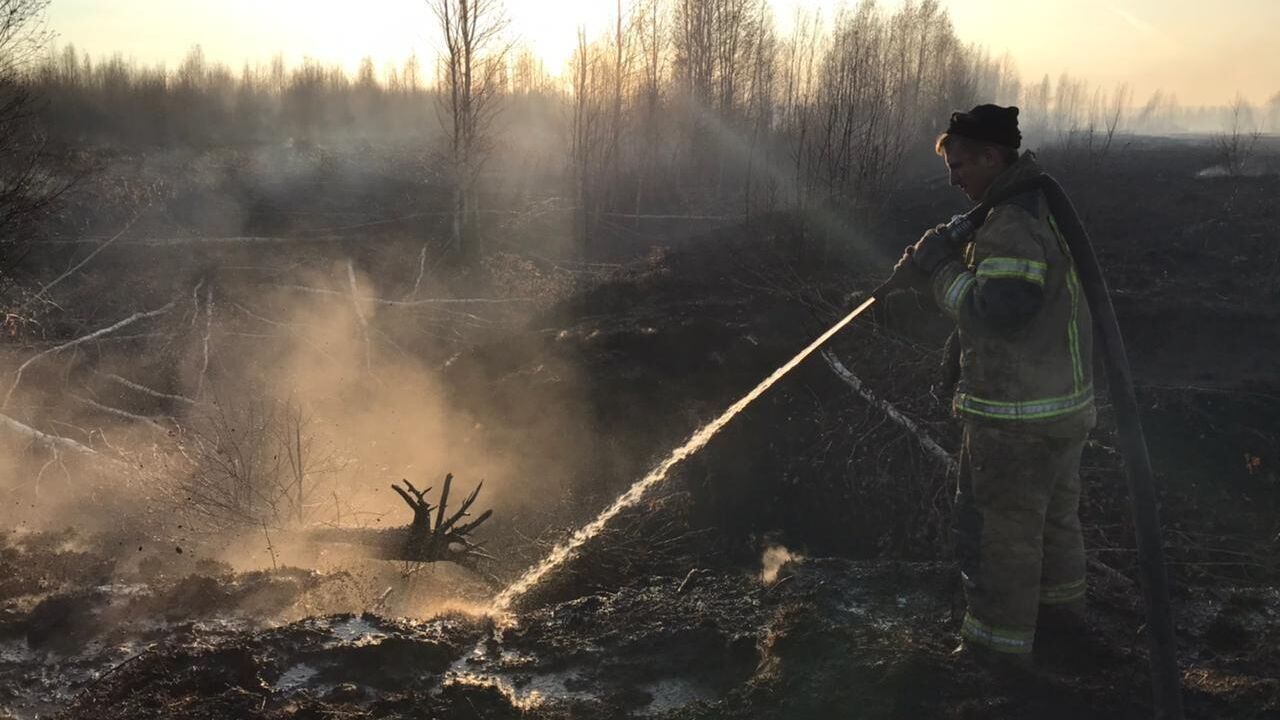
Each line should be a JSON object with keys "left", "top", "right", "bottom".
{"left": 910, "top": 228, "right": 958, "bottom": 275}
{"left": 887, "top": 245, "right": 930, "bottom": 292}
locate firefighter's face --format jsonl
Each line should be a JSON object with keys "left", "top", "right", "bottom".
{"left": 943, "top": 145, "right": 1005, "bottom": 203}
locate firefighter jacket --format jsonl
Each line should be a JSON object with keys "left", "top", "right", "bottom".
{"left": 929, "top": 153, "right": 1096, "bottom": 435}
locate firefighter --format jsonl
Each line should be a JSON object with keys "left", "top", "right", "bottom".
{"left": 896, "top": 104, "right": 1095, "bottom": 668}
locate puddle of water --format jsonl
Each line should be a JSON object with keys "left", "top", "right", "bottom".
{"left": 444, "top": 667, "right": 598, "bottom": 711}
{"left": 444, "top": 642, "right": 717, "bottom": 716}
{"left": 93, "top": 583, "right": 152, "bottom": 597}
{"left": 327, "top": 616, "right": 387, "bottom": 646}
{"left": 275, "top": 662, "right": 319, "bottom": 693}
{"left": 0, "top": 638, "right": 143, "bottom": 720}
{"left": 511, "top": 669, "right": 598, "bottom": 705}
{"left": 641, "top": 677, "right": 716, "bottom": 715}
{"left": 0, "top": 640, "right": 38, "bottom": 664}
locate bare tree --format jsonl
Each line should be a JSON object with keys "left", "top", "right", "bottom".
{"left": 604, "top": 0, "right": 636, "bottom": 216}
{"left": 633, "top": 0, "right": 669, "bottom": 224}
{"left": 741, "top": 0, "right": 775, "bottom": 215}
{"left": 804, "top": 1, "right": 965, "bottom": 217}
{"left": 778, "top": 8, "right": 822, "bottom": 212}
{"left": 174, "top": 396, "right": 343, "bottom": 529}
{"left": 428, "top": 0, "right": 510, "bottom": 263}
{"left": 1099, "top": 82, "right": 1131, "bottom": 159}
{"left": 671, "top": 0, "right": 768, "bottom": 183}
{"left": 1132, "top": 89, "right": 1168, "bottom": 134}
{"left": 0, "top": 0, "right": 60, "bottom": 261}
{"left": 1215, "top": 94, "right": 1261, "bottom": 178}
{"left": 569, "top": 2, "right": 644, "bottom": 254}
{"left": 570, "top": 27, "right": 604, "bottom": 252}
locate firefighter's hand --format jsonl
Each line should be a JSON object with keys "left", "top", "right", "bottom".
{"left": 910, "top": 228, "right": 957, "bottom": 274}
{"left": 886, "top": 245, "right": 929, "bottom": 292}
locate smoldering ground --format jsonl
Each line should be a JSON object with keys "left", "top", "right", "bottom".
{"left": 0, "top": 148, "right": 606, "bottom": 610}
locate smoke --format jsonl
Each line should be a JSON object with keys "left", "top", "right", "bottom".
{"left": 760, "top": 543, "right": 803, "bottom": 586}
{"left": 0, "top": 147, "right": 594, "bottom": 591}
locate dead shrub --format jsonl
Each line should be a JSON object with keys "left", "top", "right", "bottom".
{"left": 168, "top": 395, "right": 343, "bottom": 531}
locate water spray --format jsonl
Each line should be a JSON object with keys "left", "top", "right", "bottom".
{"left": 491, "top": 295, "right": 881, "bottom": 612}
{"left": 492, "top": 200, "right": 1009, "bottom": 614}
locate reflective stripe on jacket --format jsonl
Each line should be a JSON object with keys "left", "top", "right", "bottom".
{"left": 930, "top": 153, "right": 1096, "bottom": 433}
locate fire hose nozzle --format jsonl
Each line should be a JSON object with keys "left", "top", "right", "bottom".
{"left": 938, "top": 212, "right": 978, "bottom": 247}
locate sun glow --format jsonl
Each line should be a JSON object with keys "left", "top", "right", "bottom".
{"left": 49, "top": 0, "right": 617, "bottom": 80}
{"left": 46, "top": 0, "right": 1280, "bottom": 105}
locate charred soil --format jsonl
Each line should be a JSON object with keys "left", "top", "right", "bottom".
{"left": 1, "top": 138, "right": 1278, "bottom": 718}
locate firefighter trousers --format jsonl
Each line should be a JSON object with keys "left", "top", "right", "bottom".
{"left": 953, "top": 422, "right": 1088, "bottom": 654}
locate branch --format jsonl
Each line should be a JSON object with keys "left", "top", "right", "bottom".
{"left": 0, "top": 411, "right": 132, "bottom": 471}
{"left": 20, "top": 213, "right": 139, "bottom": 314}
{"left": 821, "top": 348, "right": 957, "bottom": 475}
{"left": 404, "top": 242, "right": 431, "bottom": 301}
{"left": 97, "top": 372, "right": 199, "bottom": 407}
{"left": 3, "top": 299, "right": 178, "bottom": 410}
{"left": 346, "top": 259, "right": 372, "bottom": 371}
{"left": 72, "top": 394, "right": 172, "bottom": 432}
{"left": 197, "top": 284, "right": 214, "bottom": 398}
{"left": 267, "top": 283, "right": 530, "bottom": 306}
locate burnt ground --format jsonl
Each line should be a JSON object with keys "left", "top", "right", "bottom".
{"left": 1, "top": 136, "right": 1279, "bottom": 717}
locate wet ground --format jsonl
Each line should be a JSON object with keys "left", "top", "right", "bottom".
{"left": 4, "top": 539, "right": 1278, "bottom": 719}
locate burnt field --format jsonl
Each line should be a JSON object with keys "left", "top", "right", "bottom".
{"left": 1, "top": 135, "right": 1278, "bottom": 719}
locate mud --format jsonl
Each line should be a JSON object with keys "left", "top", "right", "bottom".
{"left": 0, "top": 552, "right": 1268, "bottom": 719}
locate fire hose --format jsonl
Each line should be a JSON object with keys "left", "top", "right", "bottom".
{"left": 861, "top": 173, "right": 1182, "bottom": 719}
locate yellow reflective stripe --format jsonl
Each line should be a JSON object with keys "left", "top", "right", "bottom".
{"left": 1065, "top": 269, "right": 1085, "bottom": 391}
{"left": 954, "top": 384, "right": 1094, "bottom": 421}
{"left": 1041, "top": 578, "right": 1087, "bottom": 604}
{"left": 961, "top": 613, "right": 1034, "bottom": 654}
{"left": 976, "top": 256, "right": 1048, "bottom": 285}
{"left": 942, "top": 272, "right": 976, "bottom": 317}
{"left": 1049, "top": 215, "right": 1086, "bottom": 392}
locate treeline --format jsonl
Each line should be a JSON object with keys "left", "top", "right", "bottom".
{"left": 18, "top": 0, "right": 1280, "bottom": 252}
{"left": 29, "top": 45, "right": 442, "bottom": 147}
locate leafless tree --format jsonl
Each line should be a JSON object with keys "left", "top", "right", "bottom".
{"left": 1215, "top": 94, "right": 1261, "bottom": 178}
{"left": 1056, "top": 81, "right": 1131, "bottom": 168}
{"left": 428, "top": 0, "right": 510, "bottom": 262}
{"left": 1097, "top": 83, "right": 1132, "bottom": 159}
{"left": 509, "top": 45, "right": 549, "bottom": 95}
{"left": 1204, "top": 95, "right": 1264, "bottom": 221}
{"left": 632, "top": 0, "right": 669, "bottom": 224}
{"left": 0, "top": 0, "right": 60, "bottom": 261}
{"left": 803, "top": 1, "right": 966, "bottom": 216}
{"left": 1022, "top": 74, "right": 1052, "bottom": 136}
{"left": 173, "top": 396, "right": 343, "bottom": 529}
{"left": 605, "top": 0, "right": 637, "bottom": 215}
{"left": 569, "top": 2, "right": 644, "bottom": 253}
{"left": 740, "top": 0, "right": 775, "bottom": 215}
{"left": 1132, "top": 89, "right": 1171, "bottom": 135}
{"left": 671, "top": 0, "right": 768, "bottom": 183}
{"left": 778, "top": 8, "right": 822, "bottom": 212}
{"left": 570, "top": 28, "right": 604, "bottom": 252}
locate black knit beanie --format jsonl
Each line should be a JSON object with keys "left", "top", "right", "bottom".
{"left": 946, "top": 104, "right": 1021, "bottom": 149}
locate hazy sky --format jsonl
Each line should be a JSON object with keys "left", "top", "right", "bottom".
{"left": 48, "top": 0, "right": 1279, "bottom": 106}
